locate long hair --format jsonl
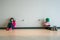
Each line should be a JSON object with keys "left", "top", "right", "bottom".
{"left": 9, "top": 18, "right": 15, "bottom": 22}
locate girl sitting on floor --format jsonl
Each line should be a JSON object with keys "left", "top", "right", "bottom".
{"left": 6, "top": 18, "right": 16, "bottom": 30}
{"left": 43, "top": 18, "right": 50, "bottom": 29}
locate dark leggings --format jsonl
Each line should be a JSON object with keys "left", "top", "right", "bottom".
{"left": 7, "top": 23, "right": 14, "bottom": 29}
{"left": 44, "top": 27, "right": 51, "bottom": 30}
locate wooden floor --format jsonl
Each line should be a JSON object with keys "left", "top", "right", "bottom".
{"left": 0, "top": 29, "right": 60, "bottom": 36}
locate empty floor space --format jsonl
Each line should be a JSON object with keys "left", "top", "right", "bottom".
{"left": 0, "top": 29, "right": 60, "bottom": 40}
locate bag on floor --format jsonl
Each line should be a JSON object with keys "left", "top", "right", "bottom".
{"left": 51, "top": 26, "right": 57, "bottom": 31}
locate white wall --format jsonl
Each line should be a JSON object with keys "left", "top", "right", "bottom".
{"left": 0, "top": 0, "right": 60, "bottom": 27}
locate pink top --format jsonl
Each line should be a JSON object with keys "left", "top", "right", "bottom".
{"left": 44, "top": 22, "right": 50, "bottom": 25}
{"left": 12, "top": 21, "right": 16, "bottom": 28}
{"left": 43, "top": 22, "right": 50, "bottom": 27}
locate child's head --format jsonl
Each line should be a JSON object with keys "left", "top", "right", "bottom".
{"left": 46, "top": 18, "right": 50, "bottom": 22}
{"left": 10, "top": 18, "right": 15, "bottom": 22}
